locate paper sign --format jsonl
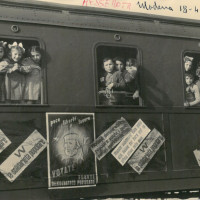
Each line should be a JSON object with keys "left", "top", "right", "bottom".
{"left": 0, "top": 130, "right": 47, "bottom": 182}
{"left": 112, "top": 119, "right": 151, "bottom": 166}
{"left": 193, "top": 149, "right": 200, "bottom": 166}
{"left": 90, "top": 117, "right": 132, "bottom": 160}
{"left": 46, "top": 112, "right": 97, "bottom": 189}
{"left": 0, "top": 129, "right": 11, "bottom": 153}
{"left": 128, "top": 128, "right": 165, "bottom": 174}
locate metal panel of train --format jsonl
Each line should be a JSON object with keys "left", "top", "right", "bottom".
{"left": 0, "top": 0, "right": 199, "bottom": 199}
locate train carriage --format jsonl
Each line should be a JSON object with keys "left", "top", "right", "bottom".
{"left": 0, "top": 0, "right": 199, "bottom": 199}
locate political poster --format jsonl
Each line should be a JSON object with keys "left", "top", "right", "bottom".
{"left": 0, "top": 130, "right": 47, "bottom": 182}
{"left": 90, "top": 117, "right": 132, "bottom": 160}
{"left": 0, "top": 129, "right": 11, "bottom": 153}
{"left": 112, "top": 119, "right": 150, "bottom": 166}
{"left": 128, "top": 128, "right": 165, "bottom": 174}
{"left": 46, "top": 112, "right": 97, "bottom": 189}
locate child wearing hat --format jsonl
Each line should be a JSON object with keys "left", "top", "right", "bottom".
{"left": 184, "top": 56, "right": 194, "bottom": 72}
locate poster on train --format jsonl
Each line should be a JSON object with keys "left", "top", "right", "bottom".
{"left": 0, "top": 130, "right": 47, "bottom": 182}
{"left": 0, "top": 129, "right": 11, "bottom": 153}
{"left": 46, "top": 112, "right": 97, "bottom": 189}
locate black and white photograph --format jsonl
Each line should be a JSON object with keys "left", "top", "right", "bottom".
{"left": 46, "top": 113, "right": 97, "bottom": 189}
{"left": 1, "top": 0, "right": 200, "bottom": 199}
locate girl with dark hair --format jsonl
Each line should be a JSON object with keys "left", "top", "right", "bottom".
{"left": 21, "top": 46, "right": 42, "bottom": 104}
{"left": 184, "top": 73, "right": 200, "bottom": 107}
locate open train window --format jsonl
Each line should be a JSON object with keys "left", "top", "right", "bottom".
{"left": 183, "top": 52, "right": 200, "bottom": 107}
{"left": 0, "top": 38, "right": 45, "bottom": 105}
{"left": 95, "top": 44, "right": 142, "bottom": 106}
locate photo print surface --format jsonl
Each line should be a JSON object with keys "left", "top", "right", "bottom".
{"left": 46, "top": 113, "right": 97, "bottom": 189}
{"left": 96, "top": 45, "right": 142, "bottom": 106}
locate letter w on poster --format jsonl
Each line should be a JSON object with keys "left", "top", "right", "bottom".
{"left": 0, "top": 130, "right": 47, "bottom": 182}
{"left": 90, "top": 117, "right": 132, "bottom": 160}
{"left": 128, "top": 128, "right": 165, "bottom": 174}
{"left": 0, "top": 129, "right": 11, "bottom": 153}
{"left": 112, "top": 119, "right": 150, "bottom": 166}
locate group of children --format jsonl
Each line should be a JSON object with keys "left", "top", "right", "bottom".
{"left": 0, "top": 41, "right": 42, "bottom": 104}
{"left": 184, "top": 56, "right": 200, "bottom": 107}
{"left": 99, "top": 57, "right": 139, "bottom": 104}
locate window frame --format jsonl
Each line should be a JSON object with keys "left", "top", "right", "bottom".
{"left": 94, "top": 42, "right": 143, "bottom": 107}
{"left": 182, "top": 50, "right": 200, "bottom": 108}
{"left": 0, "top": 35, "right": 47, "bottom": 106}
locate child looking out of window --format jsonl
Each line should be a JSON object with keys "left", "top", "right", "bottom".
{"left": 184, "top": 56, "right": 194, "bottom": 72}
{"left": 184, "top": 73, "right": 200, "bottom": 107}
{"left": 124, "top": 58, "right": 139, "bottom": 101}
{"left": 100, "top": 58, "right": 115, "bottom": 90}
{"left": 4, "top": 42, "right": 25, "bottom": 103}
{"left": 21, "top": 46, "right": 42, "bottom": 104}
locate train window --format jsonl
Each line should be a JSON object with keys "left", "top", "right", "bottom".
{"left": 95, "top": 45, "right": 142, "bottom": 106}
{"left": 183, "top": 52, "right": 200, "bottom": 107}
{"left": 0, "top": 38, "right": 45, "bottom": 105}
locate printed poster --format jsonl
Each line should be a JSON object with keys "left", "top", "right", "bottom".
{"left": 128, "top": 128, "right": 165, "bottom": 174}
{"left": 112, "top": 119, "right": 151, "bottom": 166}
{"left": 90, "top": 117, "right": 132, "bottom": 160}
{"left": 46, "top": 112, "right": 97, "bottom": 189}
{"left": 0, "top": 129, "right": 11, "bottom": 153}
{"left": 0, "top": 130, "right": 47, "bottom": 182}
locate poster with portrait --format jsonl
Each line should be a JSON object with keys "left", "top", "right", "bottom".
{"left": 46, "top": 113, "right": 97, "bottom": 189}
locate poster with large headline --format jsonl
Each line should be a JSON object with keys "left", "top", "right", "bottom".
{"left": 46, "top": 113, "right": 97, "bottom": 189}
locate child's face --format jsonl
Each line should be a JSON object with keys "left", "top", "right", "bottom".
{"left": 126, "top": 61, "right": 137, "bottom": 76}
{"left": 0, "top": 47, "right": 4, "bottom": 60}
{"left": 115, "top": 60, "right": 124, "bottom": 71}
{"left": 184, "top": 61, "right": 192, "bottom": 71}
{"left": 104, "top": 59, "right": 114, "bottom": 73}
{"left": 31, "top": 51, "right": 41, "bottom": 64}
{"left": 11, "top": 49, "right": 22, "bottom": 62}
{"left": 185, "top": 76, "right": 193, "bottom": 85}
